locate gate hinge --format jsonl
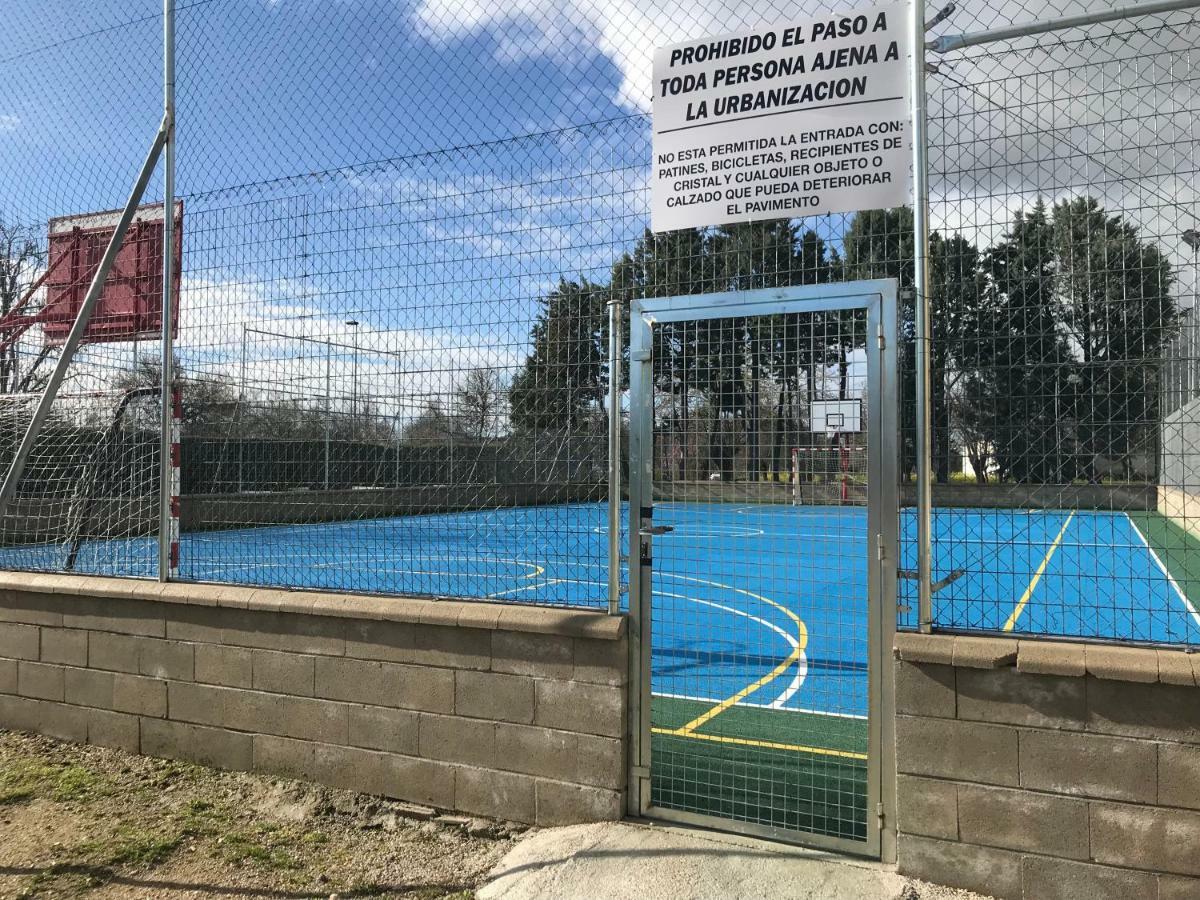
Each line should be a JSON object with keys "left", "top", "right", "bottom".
{"left": 876, "top": 322, "right": 886, "bottom": 350}
{"left": 877, "top": 802, "right": 886, "bottom": 829}
{"left": 876, "top": 533, "right": 885, "bottom": 561}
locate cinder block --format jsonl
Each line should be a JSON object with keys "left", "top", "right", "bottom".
{"left": 1090, "top": 801, "right": 1200, "bottom": 876}
{"left": 18, "top": 661, "right": 64, "bottom": 701}
{"left": 455, "top": 670, "right": 534, "bottom": 724}
{"left": 896, "top": 716, "right": 1018, "bottom": 786}
{"left": 309, "top": 742, "right": 386, "bottom": 794}
{"left": 343, "top": 619, "right": 419, "bottom": 664}
{"left": 165, "top": 606, "right": 225, "bottom": 644}
{"left": 957, "top": 783, "right": 1089, "bottom": 859}
{"left": 1087, "top": 677, "right": 1200, "bottom": 744}
{"left": 1085, "top": 645, "right": 1158, "bottom": 683}
{"left": 0, "top": 658, "right": 16, "bottom": 694}
{"left": 0, "top": 694, "right": 87, "bottom": 742}
{"left": 493, "top": 630, "right": 573, "bottom": 679}
{"left": 220, "top": 608, "right": 345, "bottom": 657}
{"left": 1018, "top": 640, "right": 1086, "bottom": 677}
{"left": 894, "top": 632, "right": 955, "bottom": 665}
{"left": 87, "top": 708, "right": 140, "bottom": 753}
{"left": 142, "top": 717, "right": 254, "bottom": 771}
{"left": 494, "top": 723, "right": 623, "bottom": 790}
{"left": 252, "top": 649, "right": 315, "bottom": 696}
{"left": 1160, "top": 743, "right": 1200, "bottom": 811}
{"left": 953, "top": 636, "right": 1017, "bottom": 669}
{"left": 314, "top": 657, "right": 454, "bottom": 713}
{"left": 535, "top": 779, "right": 622, "bottom": 825}
{"left": 418, "top": 713, "right": 495, "bottom": 768}
{"left": 39, "top": 629, "right": 87, "bottom": 667}
{"left": 224, "top": 688, "right": 349, "bottom": 745}
{"left": 377, "top": 752, "right": 455, "bottom": 809}
{"left": 65, "top": 668, "right": 114, "bottom": 709}
{"left": 194, "top": 644, "right": 253, "bottom": 688}
{"left": 1020, "top": 729, "right": 1156, "bottom": 802}
{"left": 167, "top": 681, "right": 224, "bottom": 727}
{"left": 139, "top": 639, "right": 195, "bottom": 682}
{"left": 1161, "top": 875, "right": 1200, "bottom": 900}
{"left": 0, "top": 622, "right": 40, "bottom": 660}
{"left": 456, "top": 765, "right": 536, "bottom": 823}
{"left": 956, "top": 666, "right": 1086, "bottom": 730}
{"left": 87, "top": 632, "right": 141, "bottom": 674}
{"left": 252, "top": 733, "right": 316, "bottom": 780}
{"left": 898, "top": 834, "right": 1021, "bottom": 900}
{"left": 111, "top": 673, "right": 167, "bottom": 718}
{"left": 1158, "top": 650, "right": 1196, "bottom": 687}
{"left": 63, "top": 597, "right": 164, "bottom": 638}
{"left": 1021, "top": 856, "right": 1157, "bottom": 900}
{"left": 534, "top": 681, "right": 624, "bottom": 738}
{"left": 0, "top": 591, "right": 63, "bottom": 627}
{"left": 407, "top": 623, "right": 490, "bottom": 671}
{"left": 895, "top": 661, "right": 956, "bottom": 718}
{"left": 348, "top": 705, "right": 418, "bottom": 755}
{"left": 896, "top": 775, "right": 958, "bottom": 841}
{"left": 572, "top": 638, "right": 627, "bottom": 686}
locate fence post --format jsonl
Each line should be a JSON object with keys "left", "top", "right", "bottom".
{"left": 911, "top": 0, "right": 934, "bottom": 632}
{"left": 608, "top": 298, "right": 623, "bottom": 616}
{"left": 158, "top": 0, "right": 178, "bottom": 581}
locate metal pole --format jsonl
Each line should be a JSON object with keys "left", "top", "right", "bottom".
{"left": 911, "top": 0, "right": 934, "bottom": 633}
{"left": 238, "top": 324, "right": 247, "bottom": 493}
{"left": 0, "top": 121, "right": 168, "bottom": 524}
{"left": 324, "top": 341, "right": 331, "bottom": 490}
{"left": 929, "top": 0, "right": 1200, "bottom": 52}
{"left": 158, "top": 0, "right": 178, "bottom": 581}
{"left": 607, "top": 299, "right": 623, "bottom": 616}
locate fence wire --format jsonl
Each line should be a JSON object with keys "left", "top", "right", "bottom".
{"left": 0, "top": 1, "right": 1197, "bottom": 642}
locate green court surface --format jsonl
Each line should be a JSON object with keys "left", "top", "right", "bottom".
{"left": 650, "top": 696, "right": 868, "bottom": 841}
{"left": 1128, "top": 511, "right": 1200, "bottom": 607}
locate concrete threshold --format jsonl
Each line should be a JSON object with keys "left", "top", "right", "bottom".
{"left": 479, "top": 821, "right": 992, "bottom": 900}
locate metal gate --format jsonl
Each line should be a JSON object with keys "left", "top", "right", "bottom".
{"left": 627, "top": 281, "right": 898, "bottom": 858}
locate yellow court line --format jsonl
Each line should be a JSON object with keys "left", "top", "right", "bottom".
{"left": 674, "top": 588, "right": 808, "bottom": 736}
{"left": 1002, "top": 511, "right": 1075, "bottom": 633}
{"left": 651, "top": 726, "right": 868, "bottom": 761}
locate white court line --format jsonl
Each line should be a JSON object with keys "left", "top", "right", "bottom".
{"left": 552, "top": 574, "right": 809, "bottom": 709}
{"left": 486, "top": 579, "right": 565, "bottom": 599}
{"left": 653, "top": 691, "right": 868, "bottom": 720}
{"left": 1124, "top": 513, "right": 1200, "bottom": 633}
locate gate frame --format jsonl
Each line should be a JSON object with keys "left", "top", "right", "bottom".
{"left": 626, "top": 280, "right": 899, "bottom": 861}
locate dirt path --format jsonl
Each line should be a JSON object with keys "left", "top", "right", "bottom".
{"left": 0, "top": 730, "right": 518, "bottom": 900}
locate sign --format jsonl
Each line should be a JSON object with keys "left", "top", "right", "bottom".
{"left": 651, "top": 4, "right": 912, "bottom": 232}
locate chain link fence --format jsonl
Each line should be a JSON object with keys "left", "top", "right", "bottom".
{"left": 0, "top": 1, "right": 1198, "bottom": 639}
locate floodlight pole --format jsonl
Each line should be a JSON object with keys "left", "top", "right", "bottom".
{"left": 911, "top": 0, "right": 934, "bottom": 632}
{"left": 0, "top": 122, "right": 168, "bottom": 526}
{"left": 158, "top": 0, "right": 178, "bottom": 581}
{"left": 607, "top": 299, "right": 623, "bottom": 616}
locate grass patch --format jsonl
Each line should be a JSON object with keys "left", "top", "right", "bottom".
{"left": 0, "top": 759, "right": 110, "bottom": 806}
{"left": 217, "top": 829, "right": 301, "bottom": 871}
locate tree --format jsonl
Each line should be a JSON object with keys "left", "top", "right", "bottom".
{"left": 508, "top": 278, "right": 608, "bottom": 433}
{"left": 1051, "top": 197, "right": 1176, "bottom": 481}
{"left": 455, "top": 368, "right": 505, "bottom": 440}
{"left": 0, "top": 219, "right": 45, "bottom": 394}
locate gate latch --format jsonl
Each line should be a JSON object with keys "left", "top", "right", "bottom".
{"left": 639, "top": 525, "right": 674, "bottom": 537}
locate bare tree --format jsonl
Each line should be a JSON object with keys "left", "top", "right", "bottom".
{"left": 0, "top": 219, "right": 45, "bottom": 394}
{"left": 456, "top": 367, "right": 505, "bottom": 440}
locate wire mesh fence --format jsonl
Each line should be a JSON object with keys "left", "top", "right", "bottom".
{"left": 0, "top": 1, "right": 1197, "bottom": 644}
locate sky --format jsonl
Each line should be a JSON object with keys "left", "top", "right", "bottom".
{"left": 0, "top": 0, "right": 1197, "bottom": 425}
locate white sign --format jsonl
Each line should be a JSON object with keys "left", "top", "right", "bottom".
{"left": 651, "top": 4, "right": 912, "bottom": 232}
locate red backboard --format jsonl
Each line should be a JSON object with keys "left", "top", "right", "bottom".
{"left": 42, "top": 201, "right": 182, "bottom": 345}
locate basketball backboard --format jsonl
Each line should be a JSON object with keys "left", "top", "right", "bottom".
{"left": 42, "top": 201, "right": 182, "bottom": 345}
{"left": 810, "top": 399, "right": 862, "bottom": 435}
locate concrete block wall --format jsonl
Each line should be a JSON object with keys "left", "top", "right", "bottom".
{"left": 894, "top": 633, "right": 1200, "bottom": 900}
{"left": 0, "top": 573, "right": 627, "bottom": 826}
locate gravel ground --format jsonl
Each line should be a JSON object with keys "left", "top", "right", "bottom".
{"left": 0, "top": 730, "right": 518, "bottom": 900}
